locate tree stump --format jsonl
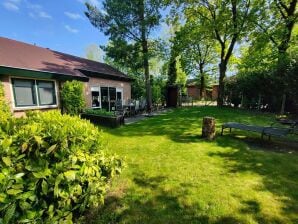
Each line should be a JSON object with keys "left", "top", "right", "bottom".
{"left": 202, "top": 117, "right": 216, "bottom": 140}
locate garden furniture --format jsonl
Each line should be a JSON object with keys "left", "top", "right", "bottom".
{"left": 221, "top": 121, "right": 297, "bottom": 140}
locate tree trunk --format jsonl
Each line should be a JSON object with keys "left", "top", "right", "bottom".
{"left": 217, "top": 62, "right": 227, "bottom": 107}
{"left": 140, "top": 0, "right": 152, "bottom": 113}
{"left": 202, "top": 117, "right": 216, "bottom": 140}
{"left": 142, "top": 40, "right": 152, "bottom": 113}
{"left": 275, "top": 0, "right": 297, "bottom": 114}
{"left": 199, "top": 64, "right": 205, "bottom": 99}
{"left": 280, "top": 93, "right": 286, "bottom": 115}
{"left": 257, "top": 94, "right": 261, "bottom": 111}
{"left": 277, "top": 51, "right": 289, "bottom": 115}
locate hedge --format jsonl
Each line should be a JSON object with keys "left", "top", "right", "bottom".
{"left": 0, "top": 110, "right": 123, "bottom": 223}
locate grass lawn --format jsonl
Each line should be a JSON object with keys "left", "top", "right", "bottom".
{"left": 88, "top": 106, "right": 298, "bottom": 224}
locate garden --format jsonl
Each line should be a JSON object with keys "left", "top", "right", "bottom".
{"left": 89, "top": 106, "right": 298, "bottom": 224}
{"left": 0, "top": 0, "right": 297, "bottom": 223}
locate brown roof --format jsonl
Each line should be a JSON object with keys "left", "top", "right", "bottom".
{"left": 0, "top": 37, "right": 130, "bottom": 81}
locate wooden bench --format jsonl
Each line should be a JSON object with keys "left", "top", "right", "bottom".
{"left": 221, "top": 122, "right": 296, "bottom": 140}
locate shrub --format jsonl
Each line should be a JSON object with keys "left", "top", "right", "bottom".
{"left": 0, "top": 81, "right": 11, "bottom": 122}
{"left": 83, "top": 109, "right": 115, "bottom": 117}
{"left": 0, "top": 110, "right": 123, "bottom": 223}
{"left": 61, "top": 80, "right": 85, "bottom": 115}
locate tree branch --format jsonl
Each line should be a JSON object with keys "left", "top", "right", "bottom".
{"left": 275, "top": 1, "right": 287, "bottom": 19}
{"left": 277, "top": 0, "right": 290, "bottom": 13}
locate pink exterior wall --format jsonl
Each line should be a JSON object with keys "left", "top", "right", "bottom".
{"left": 1, "top": 74, "right": 131, "bottom": 116}
{"left": 0, "top": 74, "right": 61, "bottom": 117}
{"left": 84, "top": 77, "right": 131, "bottom": 108}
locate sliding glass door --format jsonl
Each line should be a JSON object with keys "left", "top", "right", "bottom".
{"left": 94, "top": 86, "right": 116, "bottom": 111}
{"left": 100, "top": 87, "right": 109, "bottom": 111}
{"left": 109, "top": 87, "right": 116, "bottom": 111}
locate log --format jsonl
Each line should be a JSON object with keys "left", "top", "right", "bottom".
{"left": 202, "top": 117, "right": 216, "bottom": 140}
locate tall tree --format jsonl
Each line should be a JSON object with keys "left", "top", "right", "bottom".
{"left": 85, "top": 44, "right": 104, "bottom": 62}
{"left": 85, "top": 0, "right": 163, "bottom": 112}
{"left": 175, "top": 21, "right": 216, "bottom": 99}
{"left": 254, "top": 0, "right": 297, "bottom": 113}
{"left": 180, "top": 0, "right": 257, "bottom": 106}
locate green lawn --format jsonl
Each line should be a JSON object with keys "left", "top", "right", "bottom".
{"left": 88, "top": 107, "right": 298, "bottom": 224}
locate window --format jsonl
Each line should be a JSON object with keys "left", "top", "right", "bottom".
{"left": 37, "top": 81, "right": 56, "bottom": 105}
{"left": 90, "top": 86, "right": 120, "bottom": 111}
{"left": 91, "top": 86, "right": 100, "bottom": 108}
{"left": 12, "top": 78, "right": 57, "bottom": 108}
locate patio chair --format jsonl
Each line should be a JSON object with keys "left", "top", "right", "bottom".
{"left": 126, "top": 99, "right": 136, "bottom": 116}
{"left": 135, "top": 100, "right": 140, "bottom": 114}
{"left": 116, "top": 100, "right": 123, "bottom": 110}
{"left": 114, "top": 106, "right": 128, "bottom": 121}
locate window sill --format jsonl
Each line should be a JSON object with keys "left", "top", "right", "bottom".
{"left": 13, "top": 105, "right": 59, "bottom": 111}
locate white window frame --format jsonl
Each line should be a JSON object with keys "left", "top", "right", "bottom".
{"left": 10, "top": 76, "right": 59, "bottom": 111}
{"left": 116, "top": 88, "right": 123, "bottom": 105}
{"left": 90, "top": 85, "right": 120, "bottom": 111}
{"left": 90, "top": 86, "right": 101, "bottom": 108}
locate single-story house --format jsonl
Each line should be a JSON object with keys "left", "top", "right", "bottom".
{"left": 186, "top": 79, "right": 218, "bottom": 100}
{"left": 0, "top": 37, "right": 131, "bottom": 117}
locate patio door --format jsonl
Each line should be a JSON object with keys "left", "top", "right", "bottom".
{"left": 116, "top": 88, "right": 123, "bottom": 102}
{"left": 100, "top": 86, "right": 116, "bottom": 111}
{"left": 100, "top": 87, "right": 109, "bottom": 111}
{"left": 109, "top": 87, "right": 116, "bottom": 111}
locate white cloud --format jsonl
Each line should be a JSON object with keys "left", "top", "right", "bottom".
{"left": 64, "top": 11, "right": 83, "bottom": 20}
{"left": 29, "top": 11, "right": 52, "bottom": 19}
{"left": 89, "top": 0, "right": 100, "bottom": 7}
{"left": 27, "top": 3, "right": 42, "bottom": 10}
{"left": 2, "top": 1, "right": 19, "bottom": 11}
{"left": 25, "top": 1, "right": 52, "bottom": 19}
{"left": 38, "top": 11, "right": 52, "bottom": 19}
{"left": 65, "top": 25, "right": 79, "bottom": 33}
{"left": 77, "top": 0, "right": 100, "bottom": 7}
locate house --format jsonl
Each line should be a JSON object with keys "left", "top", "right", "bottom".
{"left": 186, "top": 79, "right": 218, "bottom": 100}
{"left": 0, "top": 37, "right": 131, "bottom": 117}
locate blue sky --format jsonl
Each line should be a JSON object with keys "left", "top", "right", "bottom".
{"left": 0, "top": 0, "right": 108, "bottom": 57}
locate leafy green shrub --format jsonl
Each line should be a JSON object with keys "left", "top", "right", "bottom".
{"left": 61, "top": 80, "right": 85, "bottom": 115}
{"left": 83, "top": 109, "right": 114, "bottom": 117}
{"left": 0, "top": 81, "right": 11, "bottom": 122}
{"left": 0, "top": 110, "right": 123, "bottom": 223}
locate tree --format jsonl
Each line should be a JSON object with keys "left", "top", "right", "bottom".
{"left": 85, "top": 44, "right": 104, "bottom": 62}
{"left": 85, "top": 0, "right": 163, "bottom": 112}
{"left": 61, "top": 81, "right": 85, "bottom": 115}
{"left": 180, "top": 0, "right": 258, "bottom": 106}
{"left": 175, "top": 21, "right": 216, "bottom": 99}
{"left": 253, "top": 0, "right": 297, "bottom": 113}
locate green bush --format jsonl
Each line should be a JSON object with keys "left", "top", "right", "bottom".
{"left": 61, "top": 80, "right": 85, "bottom": 115}
{"left": 0, "top": 110, "right": 123, "bottom": 223}
{"left": 83, "top": 109, "right": 115, "bottom": 117}
{"left": 0, "top": 81, "right": 11, "bottom": 122}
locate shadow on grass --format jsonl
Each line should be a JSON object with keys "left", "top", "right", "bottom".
{"left": 104, "top": 106, "right": 277, "bottom": 144}
{"left": 92, "top": 107, "right": 298, "bottom": 223}
{"left": 86, "top": 170, "right": 244, "bottom": 224}
{"left": 207, "top": 137, "right": 298, "bottom": 223}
